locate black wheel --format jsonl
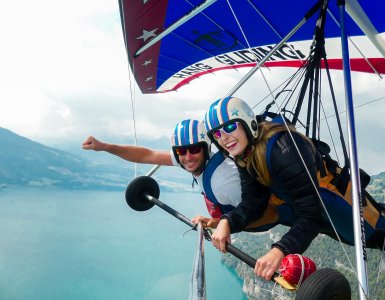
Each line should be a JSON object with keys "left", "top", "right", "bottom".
{"left": 125, "top": 176, "right": 160, "bottom": 211}
{"left": 295, "top": 268, "right": 351, "bottom": 300}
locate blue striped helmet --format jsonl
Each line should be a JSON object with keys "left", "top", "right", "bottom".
{"left": 171, "top": 119, "right": 211, "bottom": 163}
{"left": 204, "top": 97, "right": 258, "bottom": 144}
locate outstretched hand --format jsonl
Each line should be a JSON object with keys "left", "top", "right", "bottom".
{"left": 254, "top": 247, "right": 285, "bottom": 281}
{"left": 82, "top": 136, "right": 104, "bottom": 151}
{"left": 211, "top": 219, "right": 231, "bottom": 253}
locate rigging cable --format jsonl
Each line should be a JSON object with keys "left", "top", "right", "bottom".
{"left": 249, "top": 0, "right": 364, "bottom": 288}
{"left": 120, "top": 0, "right": 139, "bottom": 178}
{"left": 245, "top": 0, "right": 306, "bottom": 64}
{"left": 129, "top": 62, "right": 139, "bottom": 178}
{"left": 373, "top": 242, "right": 385, "bottom": 296}
{"left": 225, "top": 0, "right": 276, "bottom": 103}
{"left": 326, "top": 8, "right": 382, "bottom": 79}
{"left": 224, "top": 2, "right": 351, "bottom": 296}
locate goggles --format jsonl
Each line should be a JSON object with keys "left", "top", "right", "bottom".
{"left": 212, "top": 122, "right": 239, "bottom": 140}
{"left": 174, "top": 144, "right": 203, "bottom": 156}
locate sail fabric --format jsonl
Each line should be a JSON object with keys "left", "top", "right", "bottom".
{"left": 119, "top": 0, "right": 385, "bottom": 94}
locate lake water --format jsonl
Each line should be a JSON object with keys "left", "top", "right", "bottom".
{"left": 0, "top": 188, "right": 247, "bottom": 300}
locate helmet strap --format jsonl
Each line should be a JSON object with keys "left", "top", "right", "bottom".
{"left": 234, "top": 144, "right": 254, "bottom": 167}
{"left": 191, "top": 176, "right": 198, "bottom": 189}
{"left": 192, "top": 159, "right": 207, "bottom": 176}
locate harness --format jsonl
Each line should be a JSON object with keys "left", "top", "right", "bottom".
{"left": 202, "top": 151, "right": 235, "bottom": 218}
{"left": 265, "top": 128, "right": 383, "bottom": 245}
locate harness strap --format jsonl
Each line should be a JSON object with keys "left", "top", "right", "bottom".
{"left": 266, "top": 132, "right": 282, "bottom": 173}
{"left": 202, "top": 152, "right": 226, "bottom": 204}
{"left": 266, "top": 129, "right": 327, "bottom": 180}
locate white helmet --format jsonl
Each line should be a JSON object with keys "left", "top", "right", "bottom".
{"left": 204, "top": 97, "right": 258, "bottom": 147}
{"left": 171, "top": 119, "right": 211, "bottom": 163}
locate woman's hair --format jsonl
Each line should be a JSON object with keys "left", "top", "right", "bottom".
{"left": 241, "top": 121, "right": 300, "bottom": 186}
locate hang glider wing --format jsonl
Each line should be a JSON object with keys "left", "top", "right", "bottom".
{"left": 119, "top": 0, "right": 385, "bottom": 94}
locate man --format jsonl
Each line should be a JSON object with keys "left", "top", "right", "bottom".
{"left": 82, "top": 119, "right": 291, "bottom": 229}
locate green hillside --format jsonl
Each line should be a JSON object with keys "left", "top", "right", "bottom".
{"left": 0, "top": 127, "right": 134, "bottom": 190}
{"left": 368, "top": 173, "right": 385, "bottom": 202}
{"left": 0, "top": 127, "right": 191, "bottom": 192}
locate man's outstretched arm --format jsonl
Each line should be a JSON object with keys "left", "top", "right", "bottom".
{"left": 82, "top": 136, "right": 173, "bottom": 166}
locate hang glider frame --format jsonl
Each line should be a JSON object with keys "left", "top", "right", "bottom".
{"left": 346, "top": 0, "right": 385, "bottom": 59}
{"left": 225, "top": 0, "right": 322, "bottom": 97}
{"left": 218, "top": 1, "right": 372, "bottom": 298}
{"left": 125, "top": 2, "right": 381, "bottom": 297}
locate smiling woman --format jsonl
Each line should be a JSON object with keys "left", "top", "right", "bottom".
{"left": 204, "top": 96, "right": 324, "bottom": 281}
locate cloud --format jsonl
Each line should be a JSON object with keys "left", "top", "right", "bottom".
{"left": 1, "top": 0, "right": 385, "bottom": 174}
{"left": 0, "top": 0, "right": 126, "bottom": 140}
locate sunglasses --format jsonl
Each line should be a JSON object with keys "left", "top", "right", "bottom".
{"left": 174, "top": 144, "right": 203, "bottom": 156}
{"left": 212, "top": 122, "right": 239, "bottom": 140}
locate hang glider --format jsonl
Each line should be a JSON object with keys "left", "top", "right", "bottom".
{"left": 119, "top": 0, "right": 385, "bottom": 94}
{"left": 119, "top": 2, "right": 385, "bottom": 299}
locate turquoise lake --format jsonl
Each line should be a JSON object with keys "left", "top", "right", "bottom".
{"left": 0, "top": 188, "right": 248, "bottom": 300}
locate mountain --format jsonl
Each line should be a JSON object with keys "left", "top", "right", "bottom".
{"left": 0, "top": 127, "right": 191, "bottom": 192}
{"left": 372, "top": 172, "right": 385, "bottom": 179}
{"left": 49, "top": 135, "right": 172, "bottom": 168}
{"left": 368, "top": 172, "right": 385, "bottom": 202}
{"left": 0, "top": 127, "right": 129, "bottom": 190}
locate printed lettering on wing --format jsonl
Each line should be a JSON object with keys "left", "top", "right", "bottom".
{"left": 172, "top": 44, "right": 306, "bottom": 79}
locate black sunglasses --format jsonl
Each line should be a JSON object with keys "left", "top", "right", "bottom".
{"left": 175, "top": 144, "right": 203, "bottom": 156}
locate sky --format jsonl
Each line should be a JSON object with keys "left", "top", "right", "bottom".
{"left": 1, "top": 0, "right": 385, "bottom": 174}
